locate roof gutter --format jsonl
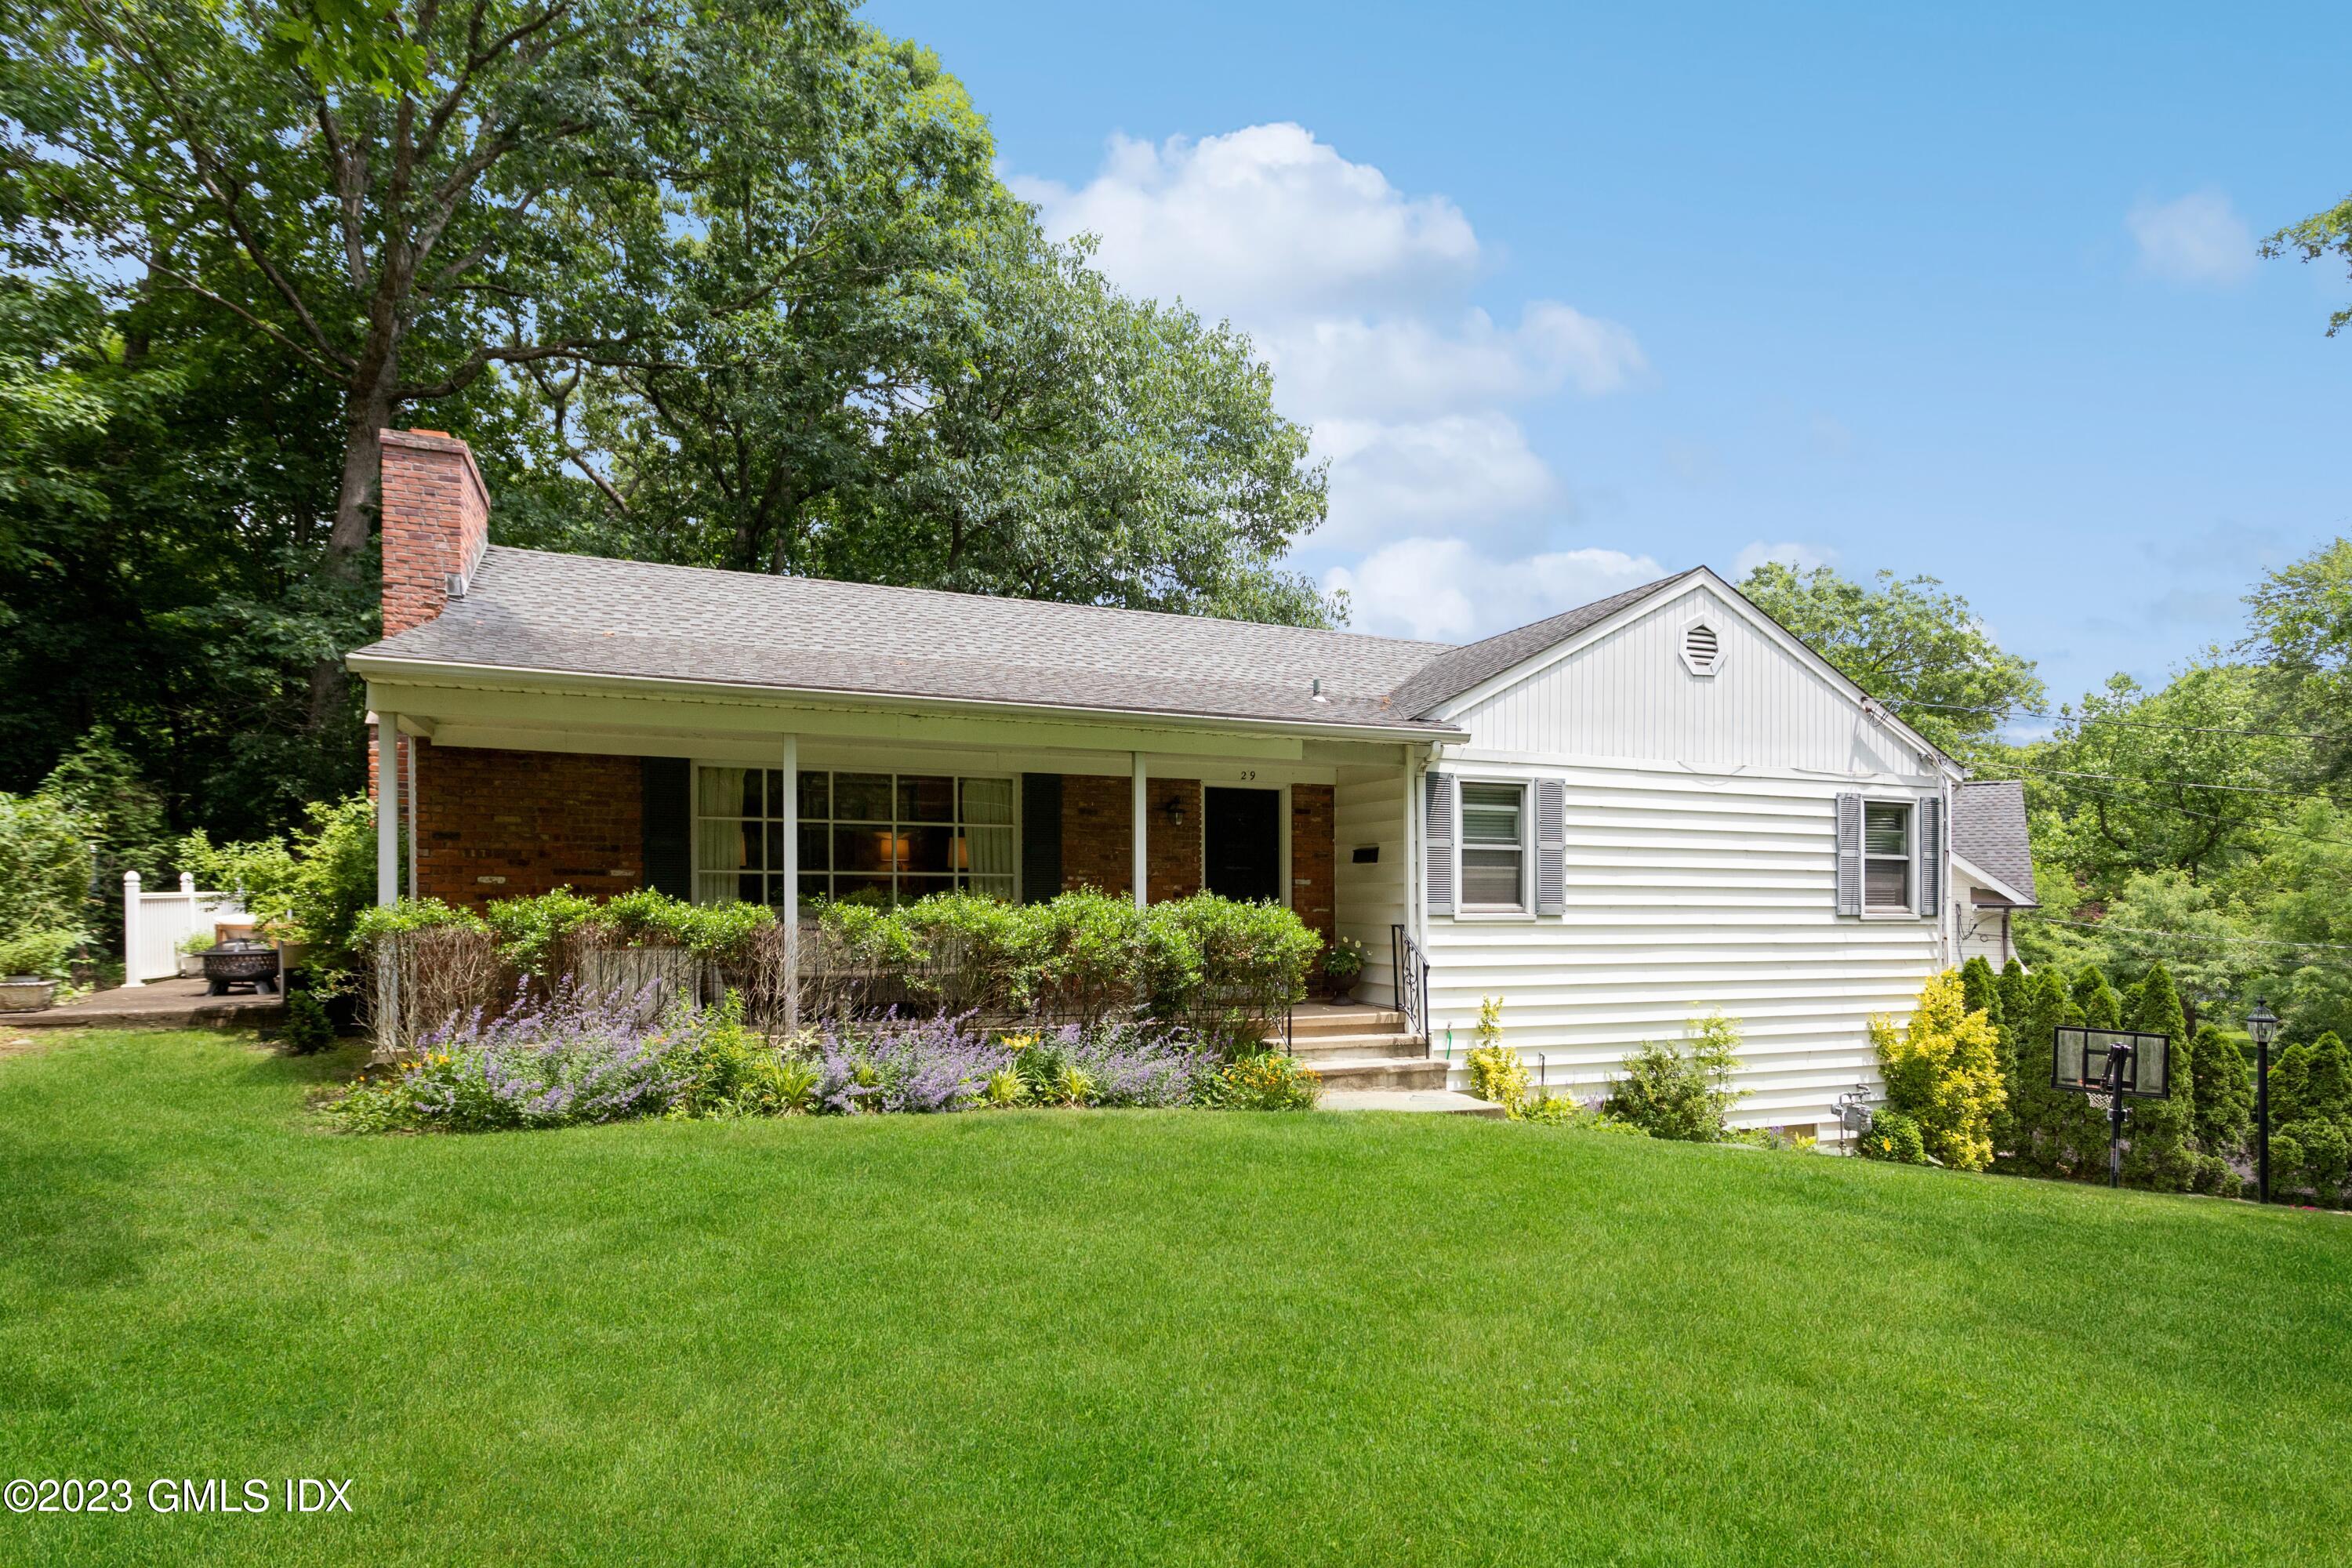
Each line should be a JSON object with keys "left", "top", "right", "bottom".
{"left": 1951, "top": 851, "right": 2038, "bottom": 909}
{"left": 347, "top": 651, "right": 1472, "bottom": 746}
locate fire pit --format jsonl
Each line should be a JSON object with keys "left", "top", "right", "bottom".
{"left": 201, "top": 941, "right": 280, "bottom": 996}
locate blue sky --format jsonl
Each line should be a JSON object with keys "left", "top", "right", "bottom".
{"left": 871, "top": 0, "right": 2352, "bottom": 713}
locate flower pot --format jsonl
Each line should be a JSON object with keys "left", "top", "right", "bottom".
{"left": 0, "top": 976, "right": 60, "bottom": 1013}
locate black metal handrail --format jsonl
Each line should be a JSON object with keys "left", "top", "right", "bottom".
{"left": 1391, "top": 924, "right": 1429, "bottom": 1040}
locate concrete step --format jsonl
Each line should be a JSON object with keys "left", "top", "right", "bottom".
{"left": 1321, "top": 1087, "right": 1508, "bottom": 1118}
{"left": 1288, "top": 1007, "right": 1406, "bottom": 1038}
{"left": 1305, "top": 1055, "right": 1453, "bottom": 1092}
{"left": 1289, "top": 1034, "right": 1431, "bottom": 1064}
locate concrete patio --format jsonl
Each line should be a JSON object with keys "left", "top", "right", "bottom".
{"left": 6, "top": 977, "right": 285, "bottom": 1032}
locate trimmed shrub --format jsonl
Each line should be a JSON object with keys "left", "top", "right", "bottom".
{"left": 2120, "top": 961, "right": 2198, "bottom": 1192}
{"left": 2188, "top": 1024, "right": 2252, "bottom": 1164}
{"left": 280, "top": 990, "right": 337, "bottom": 1055}
{"left": 1871, "top": 971, "right": 2005, "bottom": 1172}
{"left": 1605, "top": 1013, "right": 1746, "bottom": 1142}
{"left": 1857, "top": 1106, "right": 1929, "bottom": 1164}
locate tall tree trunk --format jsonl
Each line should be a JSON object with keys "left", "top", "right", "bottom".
{"left": 307, "top": 349, "right": 401, "bottom": 737}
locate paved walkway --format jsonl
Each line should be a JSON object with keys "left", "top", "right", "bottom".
{"left": 7, "top": 977, "right": 284, "bottom": 1031}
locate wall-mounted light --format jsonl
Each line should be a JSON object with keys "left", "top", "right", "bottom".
{"left": 1160, "top": 796, "right": 1187, "bottom": 829}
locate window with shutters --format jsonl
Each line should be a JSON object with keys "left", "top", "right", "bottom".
{"left": 1459, "top": 781, "right": 1528, "bottom": 912}
{"left": 1863, "top": 801, "right": 1911, "bottom": 913}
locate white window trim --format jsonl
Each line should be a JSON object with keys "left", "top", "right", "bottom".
{"left": 691, "top": 763, "right": 1019, "bottom": 909}
{"left": 1860, "top": 796, "right": 1915, "bottom": 920}
{"left": 1454, "top": 775, "right": 1534, "bottom": 920}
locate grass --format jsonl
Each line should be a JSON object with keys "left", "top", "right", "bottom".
{"left": 2, "top": 1030, "right": 2348, "bottom": 1566}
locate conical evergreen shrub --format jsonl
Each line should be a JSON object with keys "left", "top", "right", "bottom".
{"left": 2121, "top": 962, "right": 2197, "bottom": 1192}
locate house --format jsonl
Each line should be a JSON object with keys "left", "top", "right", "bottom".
{"left": 350, "top": 429, "right": 2034, "bottom": 1131}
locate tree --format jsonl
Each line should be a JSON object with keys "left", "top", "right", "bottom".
{"left": 2121, "top": 961, "right": 2198, "bottom": 1192}
{"left": 2188, "top": 1024, "right": 2252, "bottom": 1168}
{"left": 1734, "top": 562, "right": 2044, "bottom": 758}
{"left": 3, "top": 0, "right": 899, "bottom": 728}
{"left": 2008, "top": 967, "right": 2077, "bottom": 1174}
{"left": 2263, "top": 193, "right": 2352, "bottom": 336}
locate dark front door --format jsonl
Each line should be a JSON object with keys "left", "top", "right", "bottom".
{"left": 1203, "top": 788, "right": 1282, "bottom": 903}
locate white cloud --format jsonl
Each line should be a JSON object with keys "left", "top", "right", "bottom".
{"left": 1732, "top": 539, "right": 1840, "bottom": 578}
{"left": 1326, "top": 538, "right": 1667, "bottom": 643}
{"left": 1263, "top": 303, "right": 1646, "bottom": 420}
{"left": 2128, "top": 191, "right": 2256, "bottom": 285}
{"left": 1315, "top": 412, "right": 1558, "bottom": 546}
{"left": 1017, "top": 123, "right": 1652, "bottom": 612}
{"left": 1013, "top": 123, "right": 1479, "bottom": 317}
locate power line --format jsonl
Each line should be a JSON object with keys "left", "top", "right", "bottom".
{"left": 1998, "top": 764, "right": 2352, "bottom": 807}
{"left": 1886, "top": 697, "right": 2347, "bottom": 745}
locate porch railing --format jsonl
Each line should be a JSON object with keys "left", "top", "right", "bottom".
{"left": 1391, "top": 924, "right": 1429, "bottom": 1041}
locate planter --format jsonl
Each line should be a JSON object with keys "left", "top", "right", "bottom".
{"left": 201, "top": 942, "right": 280, "bottom": 996}
{"left": 0, "top": 976, "right": 60, "bottom": 1013}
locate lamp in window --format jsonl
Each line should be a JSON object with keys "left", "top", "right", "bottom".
{"left": 953, "top": 835, "right": 971, "bottom": 873}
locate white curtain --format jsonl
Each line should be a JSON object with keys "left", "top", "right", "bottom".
{"left": 695, "top": 767, "right": 747, "bottom": 903}
{"left": 960, "top": 778, "right": 1014, "bottom": 895}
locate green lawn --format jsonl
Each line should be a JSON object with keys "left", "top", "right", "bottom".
{"left": 2, "top": 1030, "right": 2347, "bottom": 1566}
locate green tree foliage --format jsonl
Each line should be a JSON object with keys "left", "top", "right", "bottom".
{"left": 1990, "top": 959, "right": 2031, "bottom": 1155}
{"left": 2267, "top": 1030, "right": 2352, "bottom": 1204}
{"left": 2119, "top": 962, "right": 2198, "bottom": 1192}
{"left": 1871, "top": 971, "right": 2005, "bottom": 1171}
{"left": 0, "top": 789, "right": 90, "bottom": 940}
{"left": 2188, "top": 1025, "right": 2252, "bottom": 1167}
{"left": 0, "top": 3, "right": 1345, "bottom": 860}
{"left": 2262, "top": 192, "right": 2352, "bottom": 336}
{"left": 1733, "top": 562, "right": 2044, "bottom": 759}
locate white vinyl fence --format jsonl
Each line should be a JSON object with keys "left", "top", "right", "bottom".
{"left": 122, "top": 871, "right": 251, "bottom": 986}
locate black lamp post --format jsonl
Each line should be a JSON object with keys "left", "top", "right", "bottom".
{"left": 2246, "top": 999, "right": 2279, "bottom": 1205}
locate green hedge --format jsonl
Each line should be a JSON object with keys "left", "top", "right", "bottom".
{"left": 357, "top": 887, "right": 1320, "bottom": 1054}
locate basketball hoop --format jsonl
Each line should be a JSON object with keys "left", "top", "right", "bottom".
{"left": 2051, "top": 1026, "right": 2173, "bottom": 1189}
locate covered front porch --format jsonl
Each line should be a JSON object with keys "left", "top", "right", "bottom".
{"left": 360, "top": 670, "right": 1428, "bottom": 1006}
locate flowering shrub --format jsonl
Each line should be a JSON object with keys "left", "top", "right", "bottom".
{"left": 332, "top": 982, "right": 685, "bottom": 1133}
{"left": 332, "top": 988, "right": 1289, "bottom": 1134}
{"left": 1199, "top": 1051, "right": 1321, "bottom": 1111}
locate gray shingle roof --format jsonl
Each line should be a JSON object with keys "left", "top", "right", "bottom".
{"left": 1951, "top": 780, "right": 2037, "bottom": 905}
{"left": 1382, "top": 570, "right": 1703, "bottom": 717}
{"left": 352, "top": 547, "right": 1461, "bottom": 734}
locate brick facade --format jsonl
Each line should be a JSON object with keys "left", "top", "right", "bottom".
{"left": 379, "top": 428, "right": 491, "bottom": 637}
{"left": 1289, "top": 782, "right": 1336, "bottom": 945}
{"left": 412, "top": 742, "right": 643, "bottom": 909}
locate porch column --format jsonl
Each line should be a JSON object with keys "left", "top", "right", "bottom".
{"left": 1131, "top": 752, "right": 1148, "bottom": 909}
{"left": 376, "top": 711, "right": 400, "bottom": 907}
{"left": 781, "top": 733, "right": 800, "bottom": 1033}
{"left": 405, "top": 735, "right": 419, "bottom": 900}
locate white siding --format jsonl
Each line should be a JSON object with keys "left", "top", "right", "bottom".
{"left": 1334, "top": 763, "right": 1408, "bottom": 1003}
{"left": 1423, "top": 582, "right": 1954, "bottom": 1130}
{"left": 1450, "top": 584, "right": 1936, "bottom": 779}
{"left": 1952, "top": 869, "right": 2018, "bottom": 971}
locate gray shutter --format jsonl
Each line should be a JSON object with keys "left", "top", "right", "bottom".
{"left": 1535, "top": 778, "right": 1566, "bottom": 916}
{"left": 1020, "top": 773, "right": 1062, "bottom": 904}
{"left": 1913, "top": 795, "right": 1942, "bottom": 920}
{"left": 1425, "top": 772, "right": 1455, "bottom": 916}
{"left": 1835, "top": 793, "right": 1863, "bottom": 916}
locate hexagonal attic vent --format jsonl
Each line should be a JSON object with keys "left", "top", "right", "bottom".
{"left": 1681, "top": 621, "right": 1722, "bottom": 677}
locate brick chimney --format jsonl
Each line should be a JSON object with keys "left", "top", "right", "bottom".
{"left": 379, "top": 428, "right": 491, "bottom": 637}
